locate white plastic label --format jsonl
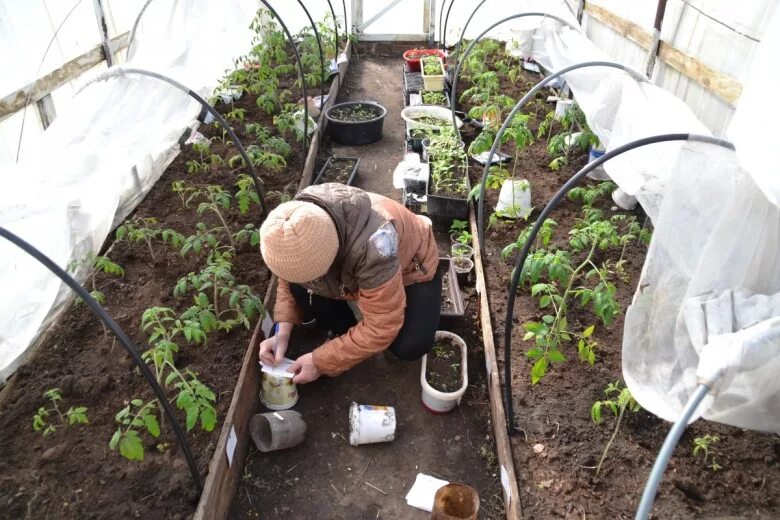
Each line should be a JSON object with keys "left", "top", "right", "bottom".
{"left": 261, "top": 313, "right": 274, "bottom": 338}
{"left": 226, "top": 426, "right": 238, "bottom": 467}
{"left": 500, "top": 465, "right": 512, "bottom": 503}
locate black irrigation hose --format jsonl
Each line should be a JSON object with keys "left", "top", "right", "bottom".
{"left": 342, "top": 0, "right": 348, "bottom": 38}
{"left": 452, "top": 0, "right": 487, "bottom": 67}
{"left": 295, "top": 0, "right": 327, "bottom": 114}
{"left": 477, "top": 61, "right": 647, "bottom": 248}
{"left": 501, "top": 133, "right": 735, "bottom": 434}
{"left": 442, "top": 0, "right": 456, "bottom": 49}
{"left": 438, "top": 0, "right": 447, "bottom": 45}
{"left": 325, "top": 0, "right": 339, "bottom": 60}
{"left": 126, "top": 0, "right": 154, "bottom": 58}
{"left": 77, "top": 67, "right": 269, "bottom": 218}
{"left": 450, "top": 12, "right": 577, "bottom": 139}
{"left": 259, "top": 0, "right": 311, "bottom": 150}
{"left": 0, "top": 226, "right": 203, "bottom": 492}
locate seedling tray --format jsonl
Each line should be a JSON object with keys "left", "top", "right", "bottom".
{"left": 313, "top": 156, "right": 360, "bottom": 186}
{"left": 426, "top": 164, "right": 471, "bottom": 220}
{"left": 403, "top": 66, "right": 425, "bottom": 93}
{"left": 438, "top": 257, "right": 465, "bottom": 319}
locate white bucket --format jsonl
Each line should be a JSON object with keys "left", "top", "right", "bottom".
{"left": 420, "top": 331, "right": 469, "bottom": 414}
{"left": 349, "top": 403, "right": 396, "bottom": 446}
{"left": 260, "top": 373, "right": 299, "bottom": 411}
{"left": 612, "top": 187, "right": 638, "bottom": 210}
{"left": 554, "top": 99, "right": 574, "bottom": 120}
{"left": 401, "top": 106, "right": 463, "bottom": 131}
{"left": 495, "top": 179, "right": 531, "bottom": 218}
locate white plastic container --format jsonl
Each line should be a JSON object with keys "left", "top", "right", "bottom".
{"left": 586, "top": 144, "right": 610, "bottom": 180}
{"left": 421, "top": 56, "right": 446, "bottom": 91}
{"left": 495, "top": 179, "right": 532, "bottom": 218}
{"left": 349, "top": 403, "right": 396, "bottom": 446}
{"left": 554, "top": 98, "right": 574, "bottom": 119}
{"left": 401, "top": 106, "right": 463, "bottom": 131}
{"left": 452, "top": 257, "right": 474, "bottom": 275}
{"left": 451, "top": 243, "right": 473, "bottom": 259}
{"left": 420, "top": 331, "right": 468, "bottom": 414}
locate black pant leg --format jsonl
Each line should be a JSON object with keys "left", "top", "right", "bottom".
{"left": 388, "top": 272, "right": 442, "bottom": 361}
{"left": 289, "top": 283, "right": 357, "bottom": 335}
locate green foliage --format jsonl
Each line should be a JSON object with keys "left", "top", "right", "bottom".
{"left": 591, "top": 381, "right": 641, "bottom": 475}
{"left": 692, "top": 434, "right": 723, "bottom": 471}
{"left": 568, "top": 182, "right": 616, "bottom": 206}
{"left": 428, "top": 127, "right": 469, "bottom": 197}
{"left": 110, "top": 399, "right": 159, "bottom": 461}
{"left": 33, "top": 388, "right": 88, "bottom": 436}
{"left": 67, "top": 252, "right": 124, "bottom": 306}
{"left": 116, "top": 216, "right": 184, "bottom": 261}
{"left": 449, "top": 219, "right": 468, "bottom": 233}
{"left": 185, "top": 185, "right": 235, "bottom": 249}
{"left": 180, "top": 222, "right": 219, "bottom": 256}
{"left": 421, "top": 56, "right": 443, "bottom": 75}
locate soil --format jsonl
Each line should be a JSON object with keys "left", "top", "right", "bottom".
{"left": 316, "top": 157, "right": 358, "bottom": 185}
{"left": 329, "top": 104, "right": 382, "bottom": 122}
{"left": 405, "top": 50, "right": 439, "bottom": 60}
{"left": 452, "top": 39, "right": 780, "bottom": 519}
{"left": 439, "top": 263, "right": 454, "bottom": 314}
{"left": 0, "top": 50, "right": 315, "bottom": 518}
{"left": 426, "top": 337, "right": 463, "bottom": 393}
{"left": 452, "top": 257, "right": 472, "bottom": 273}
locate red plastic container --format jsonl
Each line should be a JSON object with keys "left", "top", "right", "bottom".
{"left": 403, "top": 48, "right": 446, "bottom": 72}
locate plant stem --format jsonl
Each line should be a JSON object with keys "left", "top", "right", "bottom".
{"left": 596, "top": 403, "right": 626, "bottom": 476}
{"left": 211, "top": 207, "right": 236, "bottom": 250}
{"left": 212, "top": 275, "right": 220, "bottom": 316}
{"left": 145, "top": 237, "right": 156, "bottom": 261}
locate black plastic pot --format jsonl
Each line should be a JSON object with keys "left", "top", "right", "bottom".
{"left": 438, "top": 257, "right": 465, "bottom": 320}
{"left": 314, "top": 156, "right": 360, "bottom": 186}
{"left": 406, "top": 123, "right": 439, "bottom": 153}
{"left": 325, "top": 101, "right": 386, "bottom": 145}
{"left": 426, "top": 164, "right": 471, "bottom": 220}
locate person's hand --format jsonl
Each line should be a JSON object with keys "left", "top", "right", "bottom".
{"left": 288, "top": 352, "right": 320, "bottom": 384}
{"left": 259, "top": 322, "right": 293, "bottom": 366}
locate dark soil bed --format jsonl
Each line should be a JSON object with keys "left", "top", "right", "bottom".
{"left": 426, "top": 337, "right": 463, "bottom": 393}
{"left": 0, "top": 64, "right": 316, "bottom": 519}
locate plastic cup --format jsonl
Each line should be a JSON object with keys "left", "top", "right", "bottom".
{"left": 260, "top": 372, "right": 298, "bottom": 411}
{"left": 250, "top": 411, "right": 307, "bottom": 452}
{"left": 348, "top": 402, "right": 396, "bottom": 446}
{"left": 451, "top": 243, "right": 473, "bottom": 259}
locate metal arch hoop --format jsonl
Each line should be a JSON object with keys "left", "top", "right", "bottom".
{"left": 476, "top": 61, "right": 648, "bottom": 248}
{"left": 449, "top": 12, "right": 578, "bottom": 139}
{"left": 77, "top": 67, "right": 269, "bottom": 218}
{"left": 499, "top": 134, "right": 734, "bottom": 434}
{"left": 0, "top": 226, "right": 204, "bottom": 493}
{"left": 441, "top": 0, "right": 457, "bottom": 49}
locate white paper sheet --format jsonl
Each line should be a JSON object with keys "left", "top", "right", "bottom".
{"left": 405, "top": 473, "right": 449, "bottom": 512}
{"left": 259, "top": 357, "right": 295, "bottom": 378}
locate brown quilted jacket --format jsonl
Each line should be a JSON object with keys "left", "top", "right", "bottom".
{"left": 272, "top": 183, "right": 439, "bottom": 376}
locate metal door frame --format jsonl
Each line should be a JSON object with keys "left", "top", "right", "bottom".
{"left": 351, "top": 0, "right": 435, "bottom": 42}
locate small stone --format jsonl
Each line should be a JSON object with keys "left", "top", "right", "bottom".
{"left": 539, "top": 479, "right": 554, "bottom": 489}
{"left": 42, "top": 443, "right": 68, "bottom": 462}
{"left": 532, "top": 443, "right": 545, "bottom": 454}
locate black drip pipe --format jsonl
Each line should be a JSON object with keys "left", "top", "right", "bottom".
{"left": 259, "top": 0, "right": 311, "bottom": 149}
{"left": 342, "top": 0, "right": 348, "bottom": 39}
{"left": 449, "top": 12, "right": 577, "bottom": 139}
{"left": 77, "top": 68, "right": 269, "bottom": 218}
{"left": 0, "top": 226, "right": 204, "bottom": 492}
{"left": 295, "top": 0, "right": 327, "bottom": 113}
{"left": 500, "top": 134, "right": 735, "bottom": 433}
{"left": 325, "top": 0, "right": 339, "bottom": 60}
{"left": 442, "top": 0, "right": 456, "bottom": 50}
{"left": 477, "top": 61, "right": 647, "bottom": 248}
{"left": 452, "top": 0, "right": 487, "bottom": 67}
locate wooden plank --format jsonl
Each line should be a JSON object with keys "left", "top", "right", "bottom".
{"left": 194, "top": 40, "right": 353, "bottom": 520}
{"left": 583, "top": 2, "right": 742, "bottom": 105}
{"left": 36, "top": 93, "right": 57, "bottom": 129}
{"left": 469, "top": 210, "right": 522, "bottom": 520}
{"left": 0, "top": 32, "right": 129, "bottom": 120}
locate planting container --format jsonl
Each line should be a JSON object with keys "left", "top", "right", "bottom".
{"left": 432, "top": 483, "right": 480, "bottom": 520}
{"left": 495, "top": 179, "right": 532, "bottom": 218}
{"left": 451, "top": 243, "right": 473, "bottom": 260}
{"left": 421, "top": 56, "right": 446, "bottom": 91}
{"left": 406, "top": 123, "right": 438, "bottom": 153}
{"left": 349, "top": 402, "right": 396, "bottom": 446}
{"left": 260, "top": 372, "right": 298, "bottom": 410}
{"left": 452, "top": 257, "right": 474, "bottom": 286}
{"left": 420, "top": 331, "right": 469, "bottom": 414}
{"left": 403, "top": 48, "right": 446, "bottom": 72}
{"left": 422, "top": 136, "right": 464, "bottom": 162}
{"left": 438, "top": 257, "right": 465, "bottom": 319}
{"left": 313, "top": 156, "right": 360, "bottom": 186}
{"left": 426, "top": 164, "right": 470, "bottom": 220}
{"left": 554, "top": 98, "right": 574, "bottom": 119}
{"left": 325, "top": 101, "right": 387, "bottom": 145}
{"left": 586, "top": 144, "right": 610, "bottom": 180}
{"left": 402, "top": 106, "right": 463, "bottom": 132}
{"left": 249, "top": 410, "right": 307, "bottom": 452}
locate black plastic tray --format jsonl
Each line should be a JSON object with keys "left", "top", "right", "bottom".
{"left": 426, "top": 164, "right": 471, "bottom": 220}
{"left": 438, "top": 257, "right": 465, "bottom": 319}
{"left": 313, "top": 156, "right": 360, "bottom": 186}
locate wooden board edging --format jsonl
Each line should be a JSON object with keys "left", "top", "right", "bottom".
{"left": 469, "top": 209, "right": 523, "bottom": 520}
{"left": 193, "top": 41, "right": 352, "bottom": 520}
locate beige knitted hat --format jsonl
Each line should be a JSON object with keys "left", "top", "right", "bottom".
{"left": 259, "top": 201, "right": 339, "bottom": 284}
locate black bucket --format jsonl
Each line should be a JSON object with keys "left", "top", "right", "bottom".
{"left": 325, "top": 101, "right": 387, "bottom": 145}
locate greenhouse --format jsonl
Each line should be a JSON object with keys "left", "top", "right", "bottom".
{"left": 0, "top": 0, "right": 778, "bottom": 518}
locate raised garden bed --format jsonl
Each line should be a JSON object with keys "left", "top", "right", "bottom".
{"left": 0, "top": 12, "right": 352, "bottom": 520}
{"left": 455, "top": 37, "right": 780, "bottom": 519}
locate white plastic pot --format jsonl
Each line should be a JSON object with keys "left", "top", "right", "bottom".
{"left": 421, "top": 56, "right": 446, "bottom": 91}
{"left": 421, "top": 331, "right": 468, "bottom": 414}
{"left": 349, "top": 403, "right": 396, "bottom": 446}
{"left": 451, "top": 243, "right": 473, "bottom": 259}
{"left": 495, "top": 179, "right": 532, "bottom": 218}
{"left": 260, "top": 372, "right": 299, "bottom": 411}
{"left": 401, "top": 106, "right": 463, "bottom": 131}
{"left": 452, "top": 256, "right": 474, "bottom": 275}
{"left": 554, "top": 99, "right": 574, "bottom": 119}
{"left": 586, "top": 144, "right": 610, "bottom": 180}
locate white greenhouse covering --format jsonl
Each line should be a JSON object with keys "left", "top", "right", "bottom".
{"left": 1, "top": 0, "right": 779, "bottom": 434}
